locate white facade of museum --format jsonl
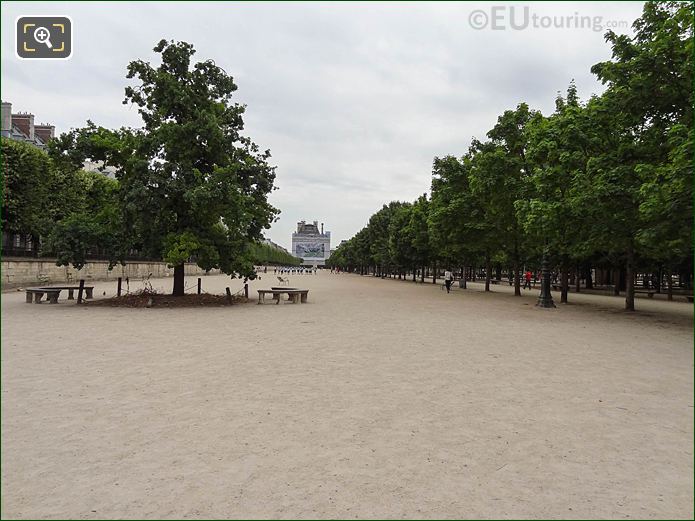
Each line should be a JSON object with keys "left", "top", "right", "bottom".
{"left": 291, "top": 220, "right": 331, "bottom": 266}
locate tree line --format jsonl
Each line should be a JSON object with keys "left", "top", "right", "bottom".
{"left": 328, "top": 2, "right": 693, "bottom": 311}
{"left": 2, "top": 133, "right": 297, "bottom": 272}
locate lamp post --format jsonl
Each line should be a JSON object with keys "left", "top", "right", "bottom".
{"left": 536, "top": 246, "right": 556, "bottom": 308}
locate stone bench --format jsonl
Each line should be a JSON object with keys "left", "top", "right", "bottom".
{"left": 258, "top": 289, "right": 309, "bottom": 305}
{"left": 25, "top": 288, "right": 61, "bottom": 304}
{"left": 39, "top": 285, "right": 94, "bottom": 300}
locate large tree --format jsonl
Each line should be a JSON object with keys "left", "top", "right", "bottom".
{"left": 588, "top": 0, "right": 693, "bottom": 309}
{"left": 50, "top": 40, "right": 278, "bottom": 295}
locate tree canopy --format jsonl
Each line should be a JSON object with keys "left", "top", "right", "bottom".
{"left": 48, "top": 39, "right": 279, "bottom": 294}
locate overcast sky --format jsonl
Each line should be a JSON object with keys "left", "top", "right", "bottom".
{"left": 1, "top": 1, "right": 645, "bottom": 250}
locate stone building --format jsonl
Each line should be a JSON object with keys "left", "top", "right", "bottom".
{"left": 291, "top": 220, "right": 331, "bottom": 267}
{"left": 1, "top": 101, "right": 55, "bottom": 149}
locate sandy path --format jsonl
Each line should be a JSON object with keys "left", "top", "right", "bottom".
{"left": 2, "top": 272, "right": 693, "bottom": 519}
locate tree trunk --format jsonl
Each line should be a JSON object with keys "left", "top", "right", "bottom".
{"left": 625, "top": 246, "right": 635, "bottom": 311}
{"left": 613, "top": 268, "right": 620, "bottom": 296}
{"left": 485, "top": 254, "right": 491, "bottom": 292}
{"left": 575, "top": 266, "right": 581, "bottom": 293}
{"left": 432, "top": 262, "right": 437, "bottom": 284}
{"left": 420, "top": 265, "right": 425, "bottom": 283}
{"left": 585, "top": 264, "right": 593, "bottom": 289}
{"left": 655, "top": 267, "right": 662, "bottom": 293}
{"left": 667, "top": 266, "right": 673, "bottom": 301}
{"left": 412, "top": 267, "right": 416, "bottom": 282}
{"left": 495, "top": 265, "right": 502, "bottom": 282}
{"left": 560, "top": 262, "right": 569, "bottom": 303}
{"left": 172, "top": 264, "right": 185, "bottom": 296}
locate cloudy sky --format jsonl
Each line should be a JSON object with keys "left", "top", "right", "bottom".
{"left": 2, "top": 1, "right": 644, "bottom": 250}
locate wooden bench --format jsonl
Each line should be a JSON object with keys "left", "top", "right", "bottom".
{"left": 39, "top": 285, "right": 94, "bottom": 300}
{"left": 25, "top": 288, "right": 61, "bottom": 304}
{"left": 258, "top": 288, "right": 309, "bottom": 305}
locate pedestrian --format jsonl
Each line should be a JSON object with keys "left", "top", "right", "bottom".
{"left": 524, "top": 270, "right": 532, "bottom": 289}
{"left": 444, "top": 269, "right": 454, "bottom": 293}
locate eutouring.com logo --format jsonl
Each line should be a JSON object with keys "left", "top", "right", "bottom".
{"left": 16, "top": 16, "right": 72, "bottom": 59}
{"left": 468, "top": 6, "right": 629, "bottom": 32}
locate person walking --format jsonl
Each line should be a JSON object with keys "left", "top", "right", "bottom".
{"left": 524, "top": 270, "right": 532, "bottom": 290}
{"left": 444, "top": 269, "right": 454, "bottom": 293}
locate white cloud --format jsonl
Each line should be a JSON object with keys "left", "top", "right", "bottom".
{"left": 1, "top": 1, "right": 645, "bottom": 249}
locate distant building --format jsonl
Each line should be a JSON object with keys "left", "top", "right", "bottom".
{"left": 83, "top": 160, "right": 118, "bottom": 179}
{"left": 1, "top": 101, "right": 55, "bottom": 149}
{"left": 292, "top": 220, "right": 331, "bottom": 267}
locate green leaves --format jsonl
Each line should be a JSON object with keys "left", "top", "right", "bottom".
{"left": 46, "top": 40, "right": 279, "bottom": 292}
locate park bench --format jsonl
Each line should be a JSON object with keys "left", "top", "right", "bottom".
{"left": 258, "top": 288, "right": 309, "bottom": 305}
{"left": 39, "top": 285, "right": 95, "bottom": 300}
{"left": 25, "top": 288, "right": 61, "bottom": 304}
{"left": 271, "top": 287, "right": 309, "bottom": 304}
{"left": 24, "top": 285, "right": 95, "bottom": 304}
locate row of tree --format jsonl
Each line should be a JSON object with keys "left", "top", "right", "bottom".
{"left": 2, "top": 137, "right": 119, "bottom": 259}
{"left": 250, "top": 242, "right": 301, "bottom": 267}
{"left": 3, "top": 134, "right": 298, "bottom": 273}
{"left": 328, "top": 2, "right": 693, "bottom": 310}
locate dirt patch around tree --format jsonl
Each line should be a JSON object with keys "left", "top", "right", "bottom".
{"left": 85, "top": 290, "right": 250, "bottom": 308}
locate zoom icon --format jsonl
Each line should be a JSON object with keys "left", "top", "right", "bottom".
{"left": 16, "top": 16, "right": 72, "bottom": 59}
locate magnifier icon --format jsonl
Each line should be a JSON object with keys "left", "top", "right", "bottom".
{"left": 33, "top": 26, "right": 52, "bottom": 49}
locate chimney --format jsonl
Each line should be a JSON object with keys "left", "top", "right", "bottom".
{"left": 34, "top": 124, "right": 55, "bottom": 143}
{"left": 321, "top": 223, "right": 324, "bottom": 235}
{"left": 1, "top": 102, "right": 11, "bottom": 134}
{"left": 12, "top": 112, "right": 34, "bottom": 141}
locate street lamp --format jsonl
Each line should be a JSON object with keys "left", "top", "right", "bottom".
{"left": 536, "top": 246, "right": 556, "bottom": 308}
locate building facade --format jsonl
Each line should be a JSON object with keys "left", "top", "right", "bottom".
{"left": 1, "top": 101, "right": 55, "bottom": 149}
{"left": 291, "top": 220, "right": 331, "bottom": 267}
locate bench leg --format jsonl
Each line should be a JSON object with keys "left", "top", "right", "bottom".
{"left": 301, "top": 294, "right": 307, "bottom": 303}
{"left": 48, "top": 293, "right": 59, "bottom": 304}
{"left": 33, "top": 292, "right": 44, "bottom": 304}
{"left": 26, "top": 293, "right": 33, "bottom": 303}
{"left": 85, "top": 288, "right": 93, "bottom": 299}
{"left": 67, "top": 289, "right": 75, "bottom": 300}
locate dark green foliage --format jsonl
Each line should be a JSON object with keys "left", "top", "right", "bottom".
{"left": 48, "top": 39, "right": 279, "bottom": 294}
